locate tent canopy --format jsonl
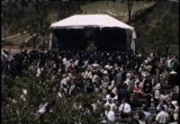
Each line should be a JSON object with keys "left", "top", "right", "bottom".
{"left": 50, "top": 14, "right": 134, "bottom": 31}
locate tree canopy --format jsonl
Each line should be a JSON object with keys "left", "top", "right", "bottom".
{"left": 2, "top": 69, "right": 104, "bottom": 123}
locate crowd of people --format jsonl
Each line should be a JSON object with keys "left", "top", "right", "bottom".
{"left": 1, "top": 49, "right": 179, "bottom": 124}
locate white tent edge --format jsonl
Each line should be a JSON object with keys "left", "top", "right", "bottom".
{"left": 50, "top": 14, "right": 134, "bottom": 30}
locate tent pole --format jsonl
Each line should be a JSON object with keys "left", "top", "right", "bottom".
{"left": 132, "top": 30, "right": 136, "bottom": 54}
{"left": 48, "top": 33, "right": 53, "bottom": 50}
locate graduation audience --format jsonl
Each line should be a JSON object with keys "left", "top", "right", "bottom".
{"left": 1, "top": 49, "right": 179, "bottom": 124}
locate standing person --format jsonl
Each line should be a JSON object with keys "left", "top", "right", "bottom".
{"left": 154, "top": 79, "right": 161, "bottom": 107}
{"left": 171, "top": 86, "right": 179, "bottom": 105}
{"left": 132, "top": 81, "right": 143, "bottom": 108}
{"left": 127, "top": 75, "right": 135, "bottom": 93}
{"left": 105, "top": 105, "right": 116, "bottom": 124}
{"left": 160, "top": 90, "right": 170, "bottom": 104}
{"left": 143, "top": 78, "right": 152, "bottom": 107}
{"left": 116, "top": 66, "right": 124, "bottom": 87}
{"left": 169, "top": 70, "right": 178, "bottom": 88}
{"left": 138, "top": 111, "right": 146, "bottom": 124}
{"left": 142, "top": 105, "right": 152, "bottom": 123}
{"left": 119, "top": 99, "right": 132, "bottom": 119}
{"left": 118, "top": 84, "right": 130, "bottom": 104}
{"left": 156, "top": 100, "right": 168, "bottom": 112}
{"left": 171, "top": 100, "right": 179, "bottom": 122}
{"left": 155, "top": 106, "right": 170, "bottom": 124}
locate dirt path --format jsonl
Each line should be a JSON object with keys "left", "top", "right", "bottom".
{"left": 1, "top": 46, "right": 33, "bottom": 54}
{"left": 2, "top": 46, "right": 48, "bottom": 55}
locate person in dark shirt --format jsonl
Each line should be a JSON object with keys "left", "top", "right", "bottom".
{"left": 116, "top": 67, "right": 124, "bottom": 88}
{"left": 118, "top": 84, "right": 130, "bottom": 105}
{"left": 143, "top": 78, "right": 152, "bottom": 107}
{"left": 171, "top": 86, "right": 179, "bottom": 105}
{"left": 128, "top": 112, "right": 140, "bottom": 124}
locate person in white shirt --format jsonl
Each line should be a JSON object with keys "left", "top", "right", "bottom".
{"left": 104, "top": 94, "right": 117, "bottom": 111}
{"left": 82, "top": 68, "right": 92, "bottom": 79}
{"left": 36, "top": 67, "right": 41, "bottom": 77}
{"left": 154, "top": 81, "right": 161, "bottom": 107}
{"left": 108, "top": 80, "right": 115, "bottom": 91}
{"left": 167, "top": 56, "right": 172, "bottom": 69}
{"left": 155, "top": 106, "right": 170, "bottom": 124}
{"left": 105, "top": 105, "right": 116, "bottom": 124}
{"left": 119, "top": 99, "right": 132, "bottom": 118}
{"left": 92, "top": 61, "right": 99, "bottom": 68}
{"left": 104, "top": 96, "right": 111, "bottom": 108}
{"left": 35, "top": 102, "right": 48, "bottom": 117}
{"left": 171, "top": 100, "right": 179, "bottom": 121}
{"left": 60, "top": 75, "right": 68, "bottom": 87}
{"left": 60, "top": 75, "right": 70, "bottom": 96}
{"left": 74, "top": 59, "right": 79, "bottom": 67}
{"left": 92, "top": 73, "right": 99, "bottom": 83}
{"left": 124, "top": 73, "right": 131, "bottom": 86}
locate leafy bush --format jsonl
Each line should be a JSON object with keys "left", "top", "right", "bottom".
{"left": 132, "top": 1, "right": 179, "bottom": 55}
{"left": 2, "top": 69, "right": 104, "bottom": 123}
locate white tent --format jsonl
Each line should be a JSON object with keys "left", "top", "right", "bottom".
{"left": 50, "top": 14, "right": 136, "bottom": 52}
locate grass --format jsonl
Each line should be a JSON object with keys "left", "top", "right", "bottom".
{"left": 81, "top": 1, "right": 126, "bottom": 16}
{"left": 3, "top": 11, "right": 59, "bottom": 46}
{"left": 3, "top": 11, "right": 58, "bottom": 46}
{"left": 81, "top": 1, "right": 155, "bottom": 20}
{"left": 48, "top": 11, "right": 59, "bottom": 23}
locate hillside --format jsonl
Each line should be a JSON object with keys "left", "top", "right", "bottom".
{"left": 1, "top": 1, "right": 155, "bottom": 45}
{"left": 81, "top": 1, "right": 155, "bottom": 22}
{"left": 131, "top": 1, "right": 179, "bottom": 55}
{"left": 1, "top": 1, "right": 179, "bottom": 55}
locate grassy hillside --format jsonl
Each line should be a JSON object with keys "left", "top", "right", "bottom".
{"left": 131, "top": 1, "right": 179, "bottom": 55}
{"left": 2, "top": 1, "right": 154, "bottom": 46}
{"left": 2, "top": 1, "right": 179, "bottom": 55}
{"left": 81, "top": 1, "right": 155, "bottom": 21}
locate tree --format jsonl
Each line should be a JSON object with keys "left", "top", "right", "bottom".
{"left": 132, "top": 1, "right": 179, "bottom": 55}
{"left": 146, "top": 18, "right": 178, "bottom": 55}
{"left": 57, "top": 1, "right": 83, "bottom": 20}
{"left": 2, "top": 69, "right": 104, "bottom": 123}
{"left": 1, "top": 2, "right": 52, "bottom": 48}
{"left": 126, "top": 0, "right": 134, "bottom": 22}
{"left": 20, "top": 1, "right": 50, "bottom": 48}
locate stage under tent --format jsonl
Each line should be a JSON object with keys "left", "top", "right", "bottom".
{"left": 49, "top": 14, "right": 136, "bottom": 52}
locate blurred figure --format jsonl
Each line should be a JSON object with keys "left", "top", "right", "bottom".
{"left": 155, "top": 106, "right": 170, "bottom": 124}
